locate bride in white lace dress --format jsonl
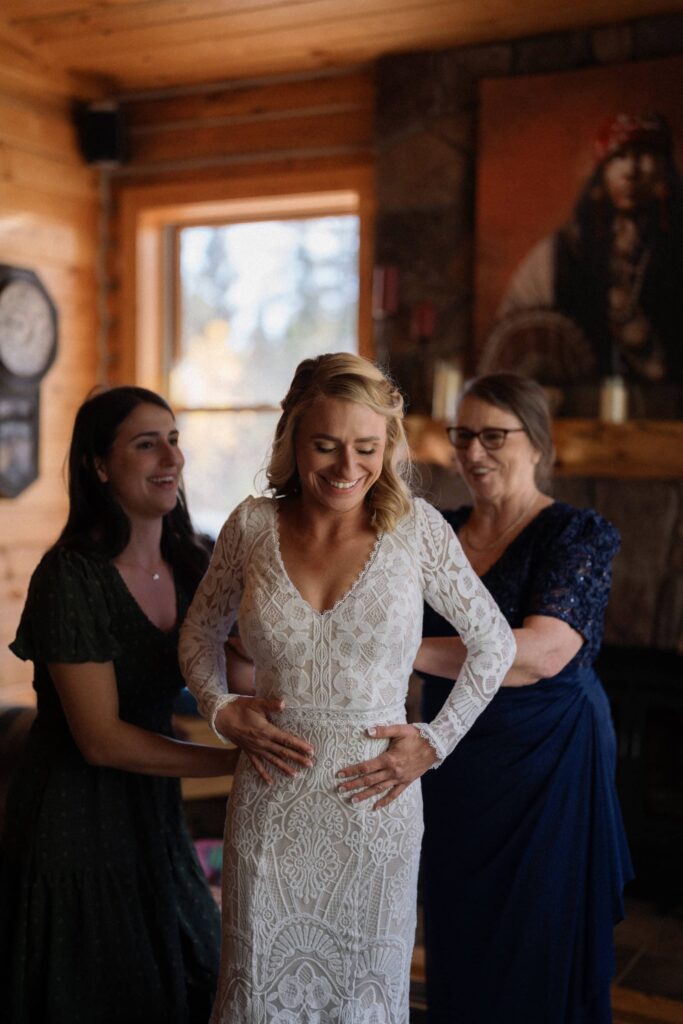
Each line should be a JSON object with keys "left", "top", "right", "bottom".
{"left": 179, "top": 354, "right": 515, "bottom": 1024}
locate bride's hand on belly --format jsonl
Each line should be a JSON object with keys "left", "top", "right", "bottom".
{"left": 215, "top": 696, "right": 316, "bottom": 785}
{"left": 336, "top": 724, "right": 437, "bottom": 809}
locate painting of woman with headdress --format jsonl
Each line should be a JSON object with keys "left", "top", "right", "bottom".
{"left": 475, "top": 58, "right": 683, "bottom": 417}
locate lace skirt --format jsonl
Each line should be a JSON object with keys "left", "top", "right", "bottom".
{"left": 212, "top": 703, "right": 422, "bottom": 1024}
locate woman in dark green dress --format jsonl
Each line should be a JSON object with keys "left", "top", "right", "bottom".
{"left": 0, "top": 387, "right": 236, "bottom": 1024}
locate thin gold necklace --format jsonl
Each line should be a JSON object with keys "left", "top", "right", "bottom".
{"left": 462, "top": 494, "right": 539, "bottom": 553}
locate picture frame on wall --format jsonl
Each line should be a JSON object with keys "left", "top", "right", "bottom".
{"left": 474, "top": 55, "right": 683, "bottom": 419}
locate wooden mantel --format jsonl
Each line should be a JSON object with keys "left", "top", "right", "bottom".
{"left": 552, "top": 419, "right": 683, "bottom": 479}
{"left": 405, "top": 417, "right": 683, "bottom": 480}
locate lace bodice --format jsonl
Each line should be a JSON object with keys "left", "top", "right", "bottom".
{"left": 180, "top": 495, "right": 515, "bottom": 762}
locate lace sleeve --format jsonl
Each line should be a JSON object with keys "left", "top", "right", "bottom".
{"left": 179, "top": 500, "right": 250, "bottom": 738}
{"left": 412, "top": 499, "right": 516, "bottom": 765}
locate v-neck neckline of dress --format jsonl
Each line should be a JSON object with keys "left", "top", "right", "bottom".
{"left": 270, "top": 499, "right": 384, "bottom": 618}
{"left": 459, "top": 501, "right": 556, "bottom": 579}
{"left": 110, "top": 562, "right": 180, "bottom": 637}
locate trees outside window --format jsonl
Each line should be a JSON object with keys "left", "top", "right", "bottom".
{"left": 172, "top": 216, "right": 359, "bottom": 536}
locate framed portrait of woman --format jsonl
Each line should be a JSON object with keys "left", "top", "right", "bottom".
{"left": 474, "top": 55, "right": 683, "bottom": 419}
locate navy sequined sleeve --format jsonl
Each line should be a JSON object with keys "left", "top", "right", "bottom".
{"left": 422, "top": 503, "right": 620, "bottom": 669}
{"left": 527, "top": 506, "right": 619, "bottom": 659}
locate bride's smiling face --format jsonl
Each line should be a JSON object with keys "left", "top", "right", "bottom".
{"left": 294, "top": 397, "right": 387, "bottom": 514}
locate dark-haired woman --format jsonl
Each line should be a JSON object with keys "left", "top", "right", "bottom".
{"left": 0, "top": 387, "right": 236, "bottom": 1024}
{"left": 414, "top": 373, "right": 633, "bottom": 1024}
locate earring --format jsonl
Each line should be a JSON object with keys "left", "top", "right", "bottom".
{"left": 93, "top": 457, "right": 108, "bottom": 484}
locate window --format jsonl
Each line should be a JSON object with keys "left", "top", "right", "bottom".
{"left": 119, "top": 168, "right": 374, "bottom": 537}
{"left": 170, "top": 212, "right": 360, "bottom": 535}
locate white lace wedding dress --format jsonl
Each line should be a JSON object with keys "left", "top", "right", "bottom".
{"left": 180, "top": 496, "right": 515, "bottom": 1024}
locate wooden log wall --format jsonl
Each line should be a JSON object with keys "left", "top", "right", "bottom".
{"left": 107, "top": 66, "right": 375, "bottom": 380}
{"left": 0, "top": 40, "right": 100, "bottom": 706}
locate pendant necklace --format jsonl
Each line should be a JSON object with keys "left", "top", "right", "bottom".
{"left": 462, "top": 494, "right": 539, "bottom": 553}
{"left": 117, "top": 562, "right": 164, "bottom": 582}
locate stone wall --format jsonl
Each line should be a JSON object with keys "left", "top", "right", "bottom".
{"left": 554, "top": 479, "right": 683, "bottom": 651}
{"left": 373, "top": 10, "right": 683, "bottom": 413}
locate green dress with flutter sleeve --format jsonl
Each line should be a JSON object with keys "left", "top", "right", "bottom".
{"left": 0, "top": 545, "right": 221, "bottom": 1024}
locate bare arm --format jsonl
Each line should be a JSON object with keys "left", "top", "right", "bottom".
{"left": 415, "top": 614, "right": 584, "bottom": 686}
{"left": 49, "top": 661, "right": 237, "bottom": 777}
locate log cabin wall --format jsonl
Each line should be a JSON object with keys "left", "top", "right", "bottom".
{"left": 0, "top": 45, "right": 100, "bottom": 706}
{"left": 106, "top": 66, "right": 375, "bottom": 382}
{"left": 0, "top": 62, "right": 374, "bottom": 705}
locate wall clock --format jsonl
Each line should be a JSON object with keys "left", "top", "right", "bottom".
{"left": 0, "top": 265, "right": 58, "bottom": 498}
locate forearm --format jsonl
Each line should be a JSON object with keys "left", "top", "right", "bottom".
{"left": 417, "top": 634, "right": 535, "bottom": 685}
{"left": 418, "top": 620, "right": 582, "bottom": 687}
{"left": 82, "top": 720, "right": 237, "bottom": 776}
{"left": 503, "top": 619, "right": 583, "bottom": 684}
{"left": 414, "top": 636, "right": 467, "bottom": 678}
{"left": 503, "top": 628, "right": 550, "bottom": 686}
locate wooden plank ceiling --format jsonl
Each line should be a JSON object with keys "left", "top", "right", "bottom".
{"left": 0, "top": 0, "right": 681, "bottom": 94}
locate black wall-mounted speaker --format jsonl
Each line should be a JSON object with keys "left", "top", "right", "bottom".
{"left": 74, "top": 102, "right": 128, "bottom": 166}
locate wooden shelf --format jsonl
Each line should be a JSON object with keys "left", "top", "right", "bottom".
{"left": 181, "top": 773, "right": 234, "bottom": 801}
{"left": 552, "top": 420, "right": 683, "bottom": 479}
{"left": 174, "top": 714, "right": 238, "bottom": 801}
{"left": 405, "top": 416, "right": 683, "bottom": 480}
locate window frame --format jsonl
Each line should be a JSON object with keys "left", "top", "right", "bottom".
{"left": 118, "top": 164, "right": 375, "bottom": 395}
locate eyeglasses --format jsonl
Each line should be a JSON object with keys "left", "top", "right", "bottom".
{"left": 446, "top": 427, "right": 526, "bottom": 451}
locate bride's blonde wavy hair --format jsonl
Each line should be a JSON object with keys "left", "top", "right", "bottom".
{"left": 266, "top": 353, "right": 413, "bottom": 533}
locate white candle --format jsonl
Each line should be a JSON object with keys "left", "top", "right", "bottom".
{"left": 432, "top": 361, "right": 463, "bottom": 421}
{"left": 599, "top": 376, "right": 628, "bottom": 423}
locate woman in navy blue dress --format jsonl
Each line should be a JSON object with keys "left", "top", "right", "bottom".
{"left": 414, "top": 373, "right": 633, "bottom": 1024}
